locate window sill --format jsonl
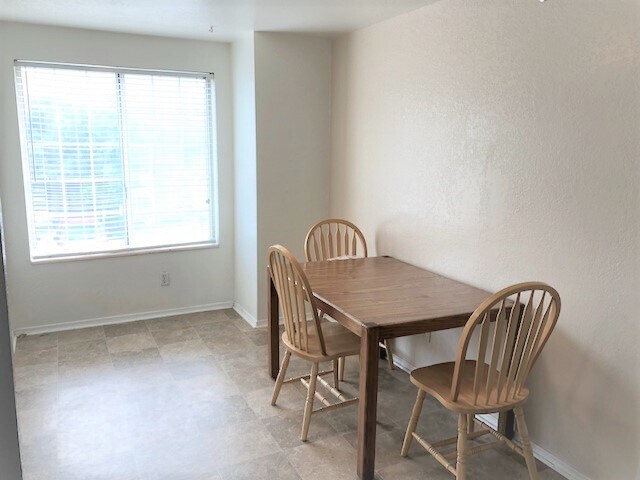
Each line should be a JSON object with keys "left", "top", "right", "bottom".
{"left": 30, "top": 241, "right": 219, "bottom": 264}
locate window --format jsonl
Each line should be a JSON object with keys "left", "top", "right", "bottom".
{"left": 14, "top": 62, "right": 218, "bottom": 261}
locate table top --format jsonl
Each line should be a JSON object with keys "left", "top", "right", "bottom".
{"left": 301, "top": 256, "right": 498, "bottom": 338}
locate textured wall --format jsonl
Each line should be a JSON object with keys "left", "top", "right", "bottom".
{"left": 0, "top": 22, "right": 235, "bottom": 331}
{"left": 331, "top": 1, "right": 640, "bottom": 478}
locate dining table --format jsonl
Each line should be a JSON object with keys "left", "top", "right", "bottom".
{"left": 267, "top": 255, "right": 515, "bottom": 480}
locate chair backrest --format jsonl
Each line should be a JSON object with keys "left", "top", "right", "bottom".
{"left": 304, "top": 218, "right": 368, "bottom": 262}
{"left": 268, "top": 245, "right": 326, "bottom": 355}
{"left": 451, "top": 282, "right": 561, "bottom": 407}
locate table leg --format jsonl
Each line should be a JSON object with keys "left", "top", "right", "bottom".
{"left": 357, "top": 327, "right": 380, "bottom": 479}
{"left": 268, "top": 268, "right": 280, "bottom": 379}
{"left": 498, "top": 410, "right": 515, "bottom": 439}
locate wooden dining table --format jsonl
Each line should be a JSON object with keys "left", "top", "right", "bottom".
{"left": 267, "top": 255, "right": 515, "bottom": 479}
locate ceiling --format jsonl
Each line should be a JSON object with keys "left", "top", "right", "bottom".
{"left": 0, "top": 0, "right": 439, "bottom": 42}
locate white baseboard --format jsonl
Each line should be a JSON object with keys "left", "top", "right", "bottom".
{"left": 233, "top": 303, "right": 308, "bottom": 329}
{"left": 255, "top": 318, "right": 269, "bottom": 328}
{"left": 530, "top": 443, "right": 590, "bottom": 480}
{"left": 392, "top": 352, "right": 590, "bottom": 480}
{"left": 391, "top": 353, "right": 417, "bottom": 374}
{"left": 475, "top": 412, "right": 500, "bottom": 430}
{"left": 12, "top": 301, "right": 234, "bottom": 338}
{"left": 233, "top": 302, "right": 259, "bottom": 328}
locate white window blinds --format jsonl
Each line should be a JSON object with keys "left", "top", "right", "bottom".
{"left": 14, "top": 62, "right": 218, "bottom": 260}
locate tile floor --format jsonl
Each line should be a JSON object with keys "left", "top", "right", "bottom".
{"left": 13, "top": 309, "right": 567, "bottom": 480}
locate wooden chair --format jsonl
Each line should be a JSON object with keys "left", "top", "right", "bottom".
{"left": 269, "top": 245, "right": 360, "bottom": 441}
{"left": 401, "top": 282, "right": 561, "bottom": 480}
{"left": 304, "top": 218, "right": 396, "bottom": 379}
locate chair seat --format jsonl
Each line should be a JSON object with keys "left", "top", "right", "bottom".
{"left": 410, "top": 361, "right": 529, "bottom": 414}
{"left": 283, "top": 321, "right": 360, "bottom": 362}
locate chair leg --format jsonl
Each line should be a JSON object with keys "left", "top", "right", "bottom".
{"left": 456, "top": 414, "right": 468, "bottom": 480}
{"left": 467, "top": 414, "right": 475, "bottom": 433}
{"left": 271, "top": 349, "right": 291, "bottom": 405}
{"left": 301, "top": 362, "right": 319, "bottom": 442}
{"left": 514, "top": 406, "right": 538, "bottom": 480}
{"left": 338, "top": 356, "right": 345, "bottom": 381}
{"left": 384, "top": 340, "right": 396, "bottom": 370}
{"left": 333, "top": 359, "right": 339, "bottom": 389}
{"left": 401, "top": 389, "right": 426, "bottom": 456}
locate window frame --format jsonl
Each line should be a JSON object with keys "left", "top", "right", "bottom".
{"left": 14, "top": 60, "right": 220, "bottom": 263}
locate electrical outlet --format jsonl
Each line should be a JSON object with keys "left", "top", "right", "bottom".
{"left": 161, "top": 272, "right": 170, "bottom": 286}
{"left": 425, "top": 332, "right": 431, "bottom": 343}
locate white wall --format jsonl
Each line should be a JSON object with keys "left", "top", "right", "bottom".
{"left": 0, "top": 22, "right": 235, "bottom": 333}
{"left": 331, "top": 1, "right": 640, "bottom": 479}
{"left": 253, "top": 32, "right": 332, "bottom": 322}
{"left": 232, "top": 34, "right": 259, "bottom": 321}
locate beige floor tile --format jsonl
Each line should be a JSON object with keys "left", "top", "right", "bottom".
{"left": 57, "top": 358, "right": 115, "bottom": 387}
{"left": 200, "top": 329, "right": 255, "bottom": 356}
{"left": 19, "top": 434, "right": 59, "bottom": 480}
{"left": 13, "top": 315, "right": 567, "bottom": 480}
{"left": 231, "top": 367, "right": 279, "bottom": 395}
{"left": 57, "top": 463, "right": 139, "bottom": 480}
{"left": 165, "top": 355, "right": 225, "bottom": 380}
{"left": 218, "top": 452, "right": 301, "bottom": 480}
{"left": 187, "top": 310, "right": 231, "bottom": 327}
{"left": 150, "top": 326, "right": 200, "bottom": 346}
{"left": 245, "top": 384, "right": 305, "bottom": 419}
{"left": 538, "top": 468, "right": 569, "bottom": 480}
{"left": 58, "top": 382, "right": 126, "bottom": 426}
{"left": 411, "top": 407, "right": 459, "bottom": 441}
{"left": 190, "top": 319, "right": 241, "bottom": 337}
{"left": 500, "top": 437, "right": 550, "bottom": 471}
{"left": 57, "top": 326, "right": 105, "bottom": 345}
{"left": 57, "top": 451, "right": 139, "bottom": 480}
{"left": 118, "top": 381, "right": 185, "bottom": 426}
{"left": 322, "top": 401, "right": 396, "bottom": 436}
{"left": 13, "top": 346, "right": 58, "bottom": 367}
{"left": 242, "top": 327, "right": 270, "bottom": 346}
{"left": 223, "top": 308, "right": 241, "bottom": 320}
{"left": 55, "top": 392, "right": 139, "bottom": 479}
{"left": 104, "top": 321, "right": 149, "bottom": 338}
{"left": 21, "top": 470, "right": 57, "bottom": 480}
{"left": 17, "top": 405, "right": 58, "bottom": 446}
{"left": 58, "top": 339, "right": 110, "bottom": 363}
{"left": 180, "top": 395, "right": 258, "bottom": 431}
{"left": 175, "top": 371, "right": 241, "bottom": 402}
{"left": 15, "top": 333, "right": 57, "bottom": 352}
{"left": 13, "top": 363, "right": 58, "bottom": 392}
{"left": 110, "top": 347, "right": 163, "bottom": 370}
{"left": 377, "top": 454, "right": 451, "bottom": 480}
{"left": 107, "top": 332, "right": 157, "bottom": 354}
{"left": 263, "top": 409, "right": 339, "bottom": 448}
{"left": 277, "top": 354, "right": 333, "bottom": 380}
{"left": 109, "top": 364, "right": 174, "bottom": 392}
{"left": 216, "top": 345, "right": 268, "bottom": 372}
{"left": 286, "top": 434, "right": 359, "bottom": 480}
{"left": 15, "top": 385, "right": 58, "bottom": 411}
{"left": 343, "top": 425, "right": 407, "bottom": 471}
{"left": 228, "top": 316, "right": 254, "bottom": 332}
{"left": 465, "top": 447, "right": 536, "bottom": 480}
{"left": 204, "top": 418, "right": 282, "bottom": 468}
{"left": 157, "top": 339, "right": 211, "bottom": 363}
{"left": 145, "top": 315, "right": 192, "bottom": 332}
{"left": 134, "top": 432, "right": 223, "bottom": 480}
